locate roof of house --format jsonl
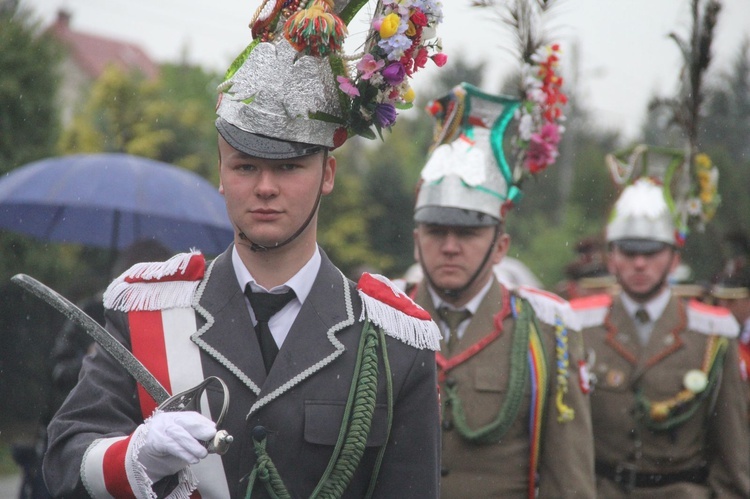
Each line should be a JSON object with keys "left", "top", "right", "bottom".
{"left": 48, "top": 9, "right": 159, "bottom": 81}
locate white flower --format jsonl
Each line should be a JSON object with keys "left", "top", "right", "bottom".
{"left": 518, "top": 113, "right": 534, "bottom": 141}
{"left": 686, "top": 197, "right": 703, "bottom": 216}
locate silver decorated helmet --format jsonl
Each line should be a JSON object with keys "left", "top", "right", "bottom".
{"left": 216, "top": 0, "right": 446, "bottom": 159}
{"left": 606, "top": 177, "right": 677, "bottom": 252}
{"left": 605, "top": 145, "right": 721, "bottom": 250}
{"left": 414, "top": 83, "right": 522, "bottom": 226}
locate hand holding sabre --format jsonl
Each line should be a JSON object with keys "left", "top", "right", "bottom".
{"left": 11, "top": 273, "right": 233, "bottom": 470}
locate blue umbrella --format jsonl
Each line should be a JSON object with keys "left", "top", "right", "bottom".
{"left": 0, "top": 153, "right": 234, "bottom": 255}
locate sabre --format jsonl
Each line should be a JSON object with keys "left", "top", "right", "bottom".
{"left": 11, "top": 273, "right": 233, "bottom": 454}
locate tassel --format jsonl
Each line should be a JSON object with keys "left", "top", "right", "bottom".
{"left": 517, "top": 286, "right": 579, "bottom": 331}
{"left": 357, "top": 273, "right": 441, "bottom": 351}
{"left": 103, "top": 251, "right": 204, "bottom": 312}
{"left": 284, "top": 0, "right": 347, "bottom": 57}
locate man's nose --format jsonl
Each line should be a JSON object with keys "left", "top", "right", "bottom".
{"left": 441, "top": 233, "right": 461, "bottom": 252}
{"left": 254, "top": 170, "right": 278, "bottom": 196}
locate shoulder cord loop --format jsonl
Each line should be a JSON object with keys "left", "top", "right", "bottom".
{"left": 244, "top": 319, "right": 393, "bottom": 498}
{"left": 635, "top": 335, "right": 728, "bottom": 431}
{"left": 444, "top": 296, "right": 546, "bottom": 444}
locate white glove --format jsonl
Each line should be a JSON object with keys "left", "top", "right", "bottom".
{"left": 136, "top": 411, "right": 217, "bottom": 482}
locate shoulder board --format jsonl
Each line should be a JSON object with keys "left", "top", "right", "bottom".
{"left": 686, "top": 299, "right": 740, "bottom": 338}
{"left": 569, "top": 293, "right": 613, "bottom": 330}
{"left": 516, "top": 286, "right": 580, "bottom": 331}
{"left": 103, "top": 251, "right": 205, "bottom": 312}
{"left": 357, "top": 273, "right": 441, "bottom": 351}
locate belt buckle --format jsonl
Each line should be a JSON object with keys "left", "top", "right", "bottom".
{"left": 614, "top": 462, "right": 638, "bottom": 492}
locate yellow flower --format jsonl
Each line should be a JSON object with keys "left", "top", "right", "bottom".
{"left": 694, "top": 153, "right": 711, "bottom": 170}
{"left": 406, "top": 19, "right": 417, "bottom": 37}
{"left": 402, "top": 86, "right": 415, "bottom": 103}
{"left": 379, "top": 13, "right": 401, "bottom": 39}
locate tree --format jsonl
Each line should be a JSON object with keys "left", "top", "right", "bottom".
{"left": 0, "top": 5, "right": 61, "bottom": 173}
{"left": 58, "top": 64, "right": 222, "bottom": 182}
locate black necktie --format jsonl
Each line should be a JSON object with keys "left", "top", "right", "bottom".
{"left": 437, "top": 306, "right": 472, "bottom": 354}
{"left": 635, "top": 308, "right": 650, "bottom": 325}
{"left": 245, "top": 286, "right": 296, "bottom": 373}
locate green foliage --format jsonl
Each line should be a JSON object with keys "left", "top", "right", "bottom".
{"left": 58, "top": 63, "right": 222, "bottom": 182}
{"left": 0, "top": 6, "right": 61, "bottom": 173}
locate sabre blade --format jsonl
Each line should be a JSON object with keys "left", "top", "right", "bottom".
{"left": 11, "top": 273, "right": 170, "bottom": 404}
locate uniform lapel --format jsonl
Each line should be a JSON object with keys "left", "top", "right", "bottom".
{"left": 192, "top": 247, "right": 268, "bottom": 396}
{"left": 604, "top": 297, "right": 640, "bottom": 365}
{"left": 457, "top": 280, "right": 503, "bottom": 352}
{"left": 247, "top": 251, "right": 356, "bottom": 416}
{"left": 635, "top": 296, "right": 685, "bottom": 377}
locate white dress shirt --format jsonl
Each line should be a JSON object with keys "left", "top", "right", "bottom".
{"left": 428, "top": 278, "right": 493, "bottom": 342}
{"left": 620, "top": 288, "right": 671, "bottom": 345}
{"left": 232, "top": 245, "right": 321, "bottom": 348}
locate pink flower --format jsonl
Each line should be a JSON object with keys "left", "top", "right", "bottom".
{"left": 525, "top": 133, "right": 556, "bottom": 173}
{"left": 539, "top": 122, "right": 561, "bottom": 145}
{"left": 431, "top": 53, "right": 448, "bottom": 67}
{"left": 337, "top": 76, "right": 360, "bottom": 97}
{"left": 356, "top": 54, "right": 384, "bottom": 80}
{"left": 414, "top": 48, "right": 429, "bottom": 70}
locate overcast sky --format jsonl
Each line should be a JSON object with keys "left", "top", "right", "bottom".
{"left": 20, "top": 0, "right": 750, "bottom": 140}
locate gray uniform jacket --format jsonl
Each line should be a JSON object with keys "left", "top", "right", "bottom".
{"left": 44, "top": 247, "right": 441, "bottom": 498}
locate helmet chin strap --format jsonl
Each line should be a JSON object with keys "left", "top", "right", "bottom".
{"left": 418, "top": 225, "right": 500, "bottom": 302}
{"left": 236, "top": 153, "right": 327, "bottom": 253}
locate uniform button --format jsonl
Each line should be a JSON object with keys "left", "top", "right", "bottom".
{"left": 252, "top": 426, "right": 267, "bottom": 441}
{"left": 445, "top": 377, "right": 457, "bottom": 388}
{"left": 442, "top": 419, "right": 453, "bottom": 431}
{"left": 441, "top": 468, "right": 450, "bottom": 477}
{"left": 628, "top": 429, "right": 637, "bottom": 439}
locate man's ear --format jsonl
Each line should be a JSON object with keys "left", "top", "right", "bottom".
{"left": 413, "top": 228, "right": 421, "bottom": 264}
{"left": 492, "top": 232, "right": 512, "bottom": 265}
{"left": 321, "top": 154, "right": 336, "bottom": 195}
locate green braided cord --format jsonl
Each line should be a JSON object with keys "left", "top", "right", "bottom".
{"left": 244, "top": 433, "right": 292, "bottom": 499}
{"left": 243, "top": 320, "right": 382, "bottom": 499}
{"left": 636, "top": 337, "right": 728, "bottom": 432}
{"left": 312, "top": 320, "right": 380, "bottom": 498}
{"left": 364, "top": 324, "right": 394, "bottom": 499}
{"left": 445, "top": 296, "right": 531, "bottom": 444}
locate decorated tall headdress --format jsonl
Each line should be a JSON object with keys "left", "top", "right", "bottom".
{"left": 605, "top": 1, "right": 722, "bottom": 248}
{"left": 606, "top": 146, "right": 720, "bottom": 248}
{"left": 216, "top": 0, "right": 445, "bottom": 158}
{"left": 414, "top": 6, "right": 566, "bottom": 224}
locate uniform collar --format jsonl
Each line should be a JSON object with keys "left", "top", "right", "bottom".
{"left": 231, "top": 244, "right": 320, "bottom": 304}
{"left": 428, "top": 277, "right": 493, "bottom": 314}
{"left": 620, "top": 287, "right": 672, "bottom": 323}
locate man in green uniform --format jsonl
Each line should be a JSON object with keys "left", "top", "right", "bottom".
{"left": 409, "top": 82, "right": 596, "bottom": 498}
{"left": 572, "top": 171, "right": 750, "bottom": 497}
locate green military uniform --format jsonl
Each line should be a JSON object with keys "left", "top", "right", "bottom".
{"left": 576, "top": 154, "right": 750, "bottom": 496}
{"left": 573, "top": 292, "right": 749, "bottom": 497}
{"left": 412, "top": 278, "right": 595, "bottom": 498}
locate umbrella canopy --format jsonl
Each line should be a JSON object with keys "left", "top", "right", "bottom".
{"left": 0, "top": 153, "right": 234, "bottom": 255}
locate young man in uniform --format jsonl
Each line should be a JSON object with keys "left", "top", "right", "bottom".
{"left": 409, "top": 82, "right": 596, "bottom": 498}
{"left": 43, "top": 2, "right": 445, "bottom": 497}
{"left": 572, "top": 176, "right": 750, "bottom": 497}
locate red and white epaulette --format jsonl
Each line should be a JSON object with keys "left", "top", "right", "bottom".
{"left": 569, "top": 293, "right": 613, "bottom": 330}
{"left": 516, "top": 285, "right": 580, "bottom": 331}
{"left": 103, "top": 251, "right": 205, "bottom": 312}
{"left": 357, "top": 273, "right": 441, "bottom": 351}
{"left": 686, "top": 299, "right": 740, "bottom": 338}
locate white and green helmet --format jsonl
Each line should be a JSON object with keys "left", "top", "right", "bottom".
{"left": 414, "top": 83, "right": 522, "bottom": 227}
